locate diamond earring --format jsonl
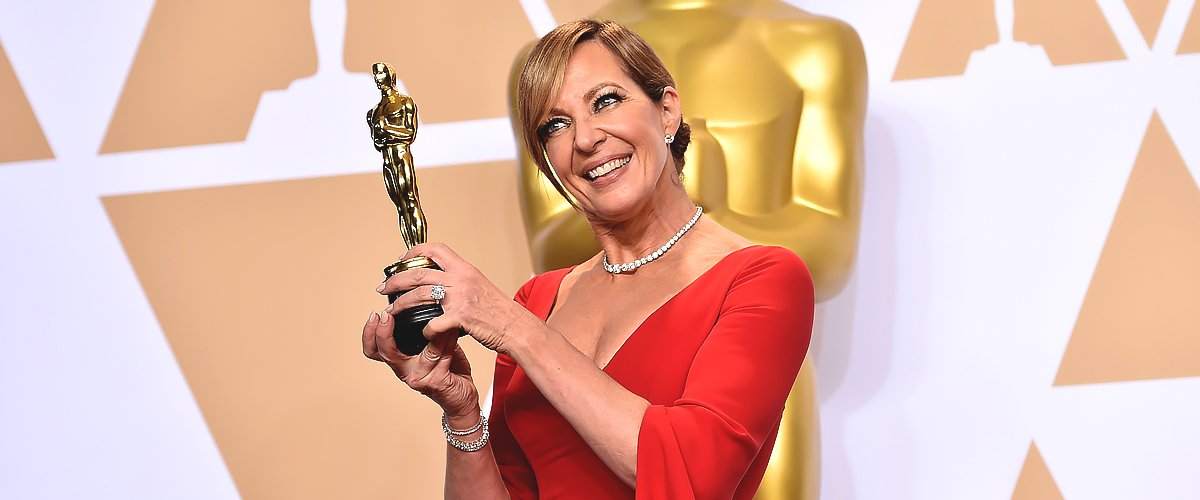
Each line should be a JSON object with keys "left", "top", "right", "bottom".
{"left": 664, "top": 134, "right": 674, "bottom": 144}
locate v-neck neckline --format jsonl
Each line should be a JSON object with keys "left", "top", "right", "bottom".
{"left": 539, "top": 245, "right": 761, "bottom": 372}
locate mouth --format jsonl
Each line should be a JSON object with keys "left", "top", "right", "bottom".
{"left": 584, "top": 155, "right": 631, "bottom": 181}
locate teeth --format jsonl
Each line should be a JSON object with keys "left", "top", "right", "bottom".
{"left": 586, "top": 156, "right": 630, "bottom": 180}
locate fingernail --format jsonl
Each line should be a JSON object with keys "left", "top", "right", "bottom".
{"left": 376, "top": 283, "right": 385, "bottom": 293}
{"left": 379, "top": 312, "right": 389, "bottom": 324}
{"left": 384, "top": 303, "right": 393, "bottom": 314}
{"left": 368, "top": 311, "right": 378, "bottom": 323}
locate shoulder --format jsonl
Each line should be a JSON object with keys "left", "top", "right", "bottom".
{"left": 512, "top": 266, "right": 573, "bottom": 304}
{"left": 724, "top": 246, "right": 814, "bottom": 303}
{"left": 707, "top": 246, "right": 815, "bottom": 345}
{"left": 732, "top": 245, "right": 810, "bottom": 278}
{"left": 691, "top": 221, "right": 810, "bottom": 284}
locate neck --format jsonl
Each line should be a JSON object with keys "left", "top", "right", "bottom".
{"left": 589, "top": 173, "right": 697, "bottom": 266}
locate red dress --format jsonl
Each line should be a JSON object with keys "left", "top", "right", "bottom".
{"left": 489, "top": 245, "right": 815, "bottom": 499}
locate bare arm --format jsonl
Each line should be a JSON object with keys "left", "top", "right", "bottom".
{"left": 505, "top": 314, "right": 650, "bottom": 486}
{"left": 383, "top": 244, "right": 813, "bottom": 493}
{"left": 442, "top": 403, "right": 510, "bottom": 499}
{"left": 362, "top": 314, "right": 509, "bottom": 499}
{"left": 382, "top": 244, "right": 650, "bottom": 487}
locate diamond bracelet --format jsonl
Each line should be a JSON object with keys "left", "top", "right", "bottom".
{"left": 442, "top": 411, "right": 490, "bottom": 452}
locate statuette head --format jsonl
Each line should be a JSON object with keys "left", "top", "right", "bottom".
{"left": 372, "top": 62, "right": 397, "bottom": 92}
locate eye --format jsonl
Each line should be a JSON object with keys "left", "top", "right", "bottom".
{"left": 538, "top": 117, "right": 570, "bottom": 139}
{"left": 592, "top": 91, "right": 624, "bottom": 113}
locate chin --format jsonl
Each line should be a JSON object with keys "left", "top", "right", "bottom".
{"left": 582, "top": 191, "right": 654, "bottom": 222}
{"left": 572, "top": 162, "right": 662, "bottom": 219}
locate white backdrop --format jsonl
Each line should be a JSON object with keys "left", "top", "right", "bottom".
{"left": 2, "top": 0, "right": 1198, "bottom": 498}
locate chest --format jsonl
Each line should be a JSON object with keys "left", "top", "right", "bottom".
{"left": 545, "top": 275, "right": 688, "bottom": 368}
{"left": 371, "top": 100, "right": 410, "bottom": 122}
{"left": 501, "top": 282, "right": 726, "bottom": 494}
{"left": 497, "top": 249, "right": 767, "bottom": 492}
{"left": 511, "top": 267, "right": 731, "bottom": 409}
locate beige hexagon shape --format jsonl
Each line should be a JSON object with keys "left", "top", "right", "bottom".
{"left": 1013, "top": 0, "right": 1125, "bottom": 66}
{"left": 1179, "top": 2, "right": 1200, "bottom": 54}
{"left": 893, "top": 0, "right": 998, "bottom": 81}
{"left": 343, "top": 0, "right": 536, "bottom": 123}
{"left": 1055, "top": 113, "right": 1200, "bottom": 386}
{"left": 101, "top": 0, "right": 317, "bottom": 153}
{"left": 1012, "top": 442, "right": 1064, "bottom": 500}
{"left": 1124, "top": 0, "right": 1171, "bottom": 47}
{"left": 0, "top": 42, "right": 53, "bottom": 163}
{"left": 103, "top": 161, "right": 532, "bottom": 498}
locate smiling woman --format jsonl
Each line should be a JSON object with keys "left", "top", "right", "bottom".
{"left": 517, "top": 23, "right": 692, "bottom": 214}
{"left": 362, "top": 19, "right": 815, "bottom": 499}
{"left": 531, "top": 39, "right": 684, "bottom": 223}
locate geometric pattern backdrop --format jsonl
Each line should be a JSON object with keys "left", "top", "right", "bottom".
{"left": 1, "top": 0, "right": 1198, "bottom": 498}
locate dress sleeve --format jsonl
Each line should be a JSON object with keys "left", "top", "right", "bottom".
{"left": 635, "top": 249, "right": 815, "bottom": 499}
{"left": 488, "top": 276, "right": 539, "bottom": 499}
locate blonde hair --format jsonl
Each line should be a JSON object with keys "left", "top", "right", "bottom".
{"left": 516, "top": 19, "right": 692, "bottom": 202}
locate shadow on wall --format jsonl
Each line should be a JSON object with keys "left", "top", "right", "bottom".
{"left": 811, "top": 108, "right": 911, "bottom": 499}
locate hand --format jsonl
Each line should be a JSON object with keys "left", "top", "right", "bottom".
{"left": 362, "top": 310, "right": 480, "bottom": 417}
{"left": 379, "top": 242, "right": 531, "bottom": 354}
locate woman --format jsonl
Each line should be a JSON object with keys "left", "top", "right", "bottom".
{"left": 362, "top": 20, "right": 814, "bottom": 499}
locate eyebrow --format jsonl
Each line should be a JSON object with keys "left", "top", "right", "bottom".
{"left": 544, "top": 81, "right": 626, "bottom": 119}
{"left": 582, "top": 81, "right": 623, "bottom": 104}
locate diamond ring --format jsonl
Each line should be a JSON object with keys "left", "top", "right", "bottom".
{"left": 430, "top": 283, "right": 446, "bottom": 305}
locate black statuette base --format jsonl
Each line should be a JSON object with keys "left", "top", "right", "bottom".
{"left": 386, "top": 297, "right": 444, "bottom": 356}
{"left": 383, "top": 256, "right": 456, "bottom": 356}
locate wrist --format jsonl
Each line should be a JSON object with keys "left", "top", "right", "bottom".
{"left": 442, "top": 408, "right": 490, "bottom": 453}
{"left": 445, "top": 403, "right": 483, "bottom": 430}
{"left": 500, "top": 311, "right": 543, "bottom": 360}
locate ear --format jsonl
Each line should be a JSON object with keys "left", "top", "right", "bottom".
{"left": 659, "top": 86, "right": 681, "bottom": 135}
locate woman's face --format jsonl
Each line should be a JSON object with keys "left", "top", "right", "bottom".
{"left": 539, "top": 41, "right": 679, "bottom": 222}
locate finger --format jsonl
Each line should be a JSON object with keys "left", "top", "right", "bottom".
{"left": 424, "top": 311, "right": 465, "bottom": 338}
{"left": 424, "top": 313, "right": 461, "bottom": 341}
{"left": 362, "top": 312, "right": 383, "bottom": 361}
{"left": 399, "top": 242, "right": 462, "bottom": 271}
{"left": 448, "top": 345, "right": 472, "bottom": 377}
{"left": 379, "top": 265, "right": 448, "bottom": 296}
{"left": 384, "top": 284, "right": 448, "bottom": 315}
{"left": 421, "top": 329, "right": 452, "bottom": 362}
{"left": 372, "top": 311, "right": 412, "bottom": 372}
{"left": 408, "top": 329, "right": 455, "bottom": 383}
{"left": 427, "top": 334, "right": 462, "bottom": 382}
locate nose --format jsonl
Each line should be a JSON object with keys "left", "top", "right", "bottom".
{"left": 573, "top": 118, "right": 606, "bottom": 154}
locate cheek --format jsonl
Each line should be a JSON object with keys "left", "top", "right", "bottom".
{"left": 545, "top": 144, "right": 574, "bottom": 181}
{"left": 633, "top": 127, "right": 669, "bottom": 169}
{"left": 542, "top": 145, "right": 584, "bottom": 198}
{"left": 622, "top": 114, "right": 665, "bottom": 157}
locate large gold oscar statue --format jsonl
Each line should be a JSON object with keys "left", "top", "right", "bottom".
{"left": 507, "top": 1, "right": 867, "bottom": 498}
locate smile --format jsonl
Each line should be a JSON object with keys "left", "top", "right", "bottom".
{"left": 585, "top": 155, "right": 631, "bottom": 180}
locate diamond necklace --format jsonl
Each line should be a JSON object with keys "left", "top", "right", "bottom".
{"left": 602, "top": 206, "right": 703, "bottom": 274}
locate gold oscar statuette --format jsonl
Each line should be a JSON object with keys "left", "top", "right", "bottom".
{"left": 368, "top": 61, "right": 443, "bottom": 356}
